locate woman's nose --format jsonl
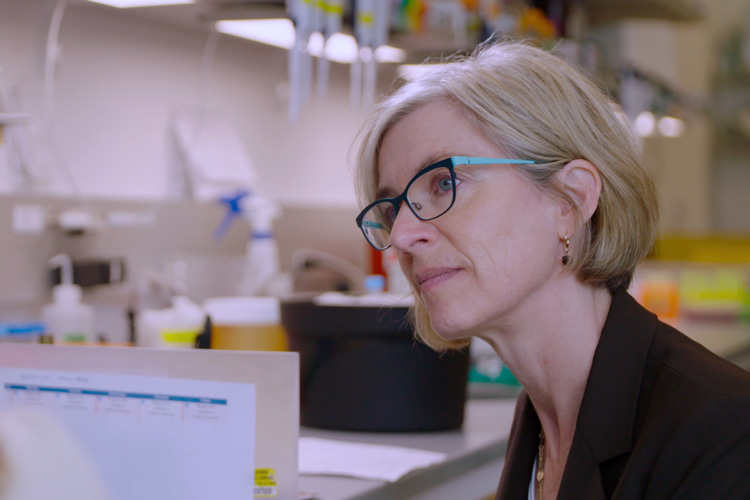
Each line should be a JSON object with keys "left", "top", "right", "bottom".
{"left": 388, "top": 203, "right": 435, "bottom": 252}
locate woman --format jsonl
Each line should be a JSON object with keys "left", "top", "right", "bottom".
{"left": 353, "top": 41, "right": 750, "bottom": 499}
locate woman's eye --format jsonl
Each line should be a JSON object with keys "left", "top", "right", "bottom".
{"left": 432, "top": 174, "right": 457, "bottom": 194}
{"left": 437, "top": 177, "right": 454, "bottom": 192}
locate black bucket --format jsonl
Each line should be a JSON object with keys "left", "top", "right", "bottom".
{"left": 280, "top": 298, "right": 469, "bottom": 432}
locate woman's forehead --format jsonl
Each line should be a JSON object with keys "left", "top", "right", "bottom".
{"left": 375, "top": 152, "right": 453, "bottom": 199}
{"left": 375, "top": 102, "right": 498, "bottom": 194}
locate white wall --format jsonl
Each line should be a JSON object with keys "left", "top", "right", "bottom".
{"left": 588, "top": 18, "right": 715, "bottom": 233}
{"left": 0, "top": 0, "right": 380, "bottom": 208}
{"left": 705, "top": 0, "right": 750, "bottom": 232}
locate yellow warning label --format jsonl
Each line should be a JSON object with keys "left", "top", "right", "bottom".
{"left": 254, "top": 468, "right": 278, "bottom": 497}
{"left": 160, "top": 329, "right": 200, "bottom": 344}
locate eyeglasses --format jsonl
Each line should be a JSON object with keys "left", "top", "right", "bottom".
{"left": 356, "top": 156, "right": 536, "bottom": 250}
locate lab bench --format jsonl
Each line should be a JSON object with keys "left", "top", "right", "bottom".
{"left": 298, "top": 398, "right": 518, "bottom": 500}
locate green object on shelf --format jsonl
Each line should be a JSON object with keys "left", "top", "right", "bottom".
{"left": 468, "top": 363, "right": 521, "bottom": 386}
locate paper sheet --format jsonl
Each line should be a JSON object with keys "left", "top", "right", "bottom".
{"left": 299, "top": 437, "right": 446, "bottom": 483}
{"left": 313, "top": 292, "right": 413, "bottom": 308}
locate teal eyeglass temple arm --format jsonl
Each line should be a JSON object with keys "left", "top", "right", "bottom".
{"left": 363, "top": 221, "right": 386, "bottom": 229}
{"left": 451, "top": 156, "right": 536, "bottom": 165}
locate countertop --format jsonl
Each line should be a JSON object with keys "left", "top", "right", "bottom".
{"left": 298, "top": 398, "right": 518, "bottom": 500}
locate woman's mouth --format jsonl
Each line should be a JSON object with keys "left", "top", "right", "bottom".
{"left": 415, "top": 268, "right": 461, "bottom": 291}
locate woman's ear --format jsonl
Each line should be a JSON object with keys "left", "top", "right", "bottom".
{"left": 556, "top": 159, "right": 602, "bottom": 232}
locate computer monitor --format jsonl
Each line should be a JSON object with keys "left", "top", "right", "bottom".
{"left": 0, "top": 344, "right": 299, "bottom": 500}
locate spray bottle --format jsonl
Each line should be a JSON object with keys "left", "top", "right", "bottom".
{"left": 213, "top": 190, "right": 284, "bottom": 296}
{"left": 239, "top": 195, "right": 281, "bottom": 296}
{"left": 40, "top": 254, "right": 95, "bottom": 344}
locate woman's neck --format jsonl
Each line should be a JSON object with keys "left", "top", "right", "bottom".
{"left": 480, "top": 278, "right": 612, "bottom": 453}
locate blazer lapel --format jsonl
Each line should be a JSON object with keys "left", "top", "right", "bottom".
{"left": 494, "top": 290, "right": 658, "bottom": 500}
{"left": 495, "top": 392, "right": 540, "bottom": 499}
{"left": 557, "top": 289, "right": 658, "bottom": 499}
{"left": 556, "top": 430, "right": 607, "bottom": 499}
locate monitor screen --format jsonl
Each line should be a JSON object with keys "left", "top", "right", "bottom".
{"left": 0, "top": 366, "right": 256, "bottom": 499}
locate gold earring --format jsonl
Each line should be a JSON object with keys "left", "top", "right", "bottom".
{"left": 562, "top": 235, "right": 570, "bottom": 265}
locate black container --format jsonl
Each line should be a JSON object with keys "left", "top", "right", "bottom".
{"left": 280, "top": 298, "right": 470, "bottom": 432}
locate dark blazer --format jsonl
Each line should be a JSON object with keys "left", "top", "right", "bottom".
{"left": 495, "top": 288, "right": 750, "bottom": 499}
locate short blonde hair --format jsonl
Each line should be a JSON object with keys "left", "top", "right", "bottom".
{"left": 353, "top": 40, "right": 658, "bottom": 351}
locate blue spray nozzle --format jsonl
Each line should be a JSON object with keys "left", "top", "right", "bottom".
{"left": 213, "top": 189, "right": 251, "bottom": 241}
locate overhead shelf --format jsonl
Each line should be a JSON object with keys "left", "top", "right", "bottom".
{"left": 582, "top": 0, "right": 705, "bottom": 25}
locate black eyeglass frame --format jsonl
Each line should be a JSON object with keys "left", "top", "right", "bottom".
{"left": 355, "top": 156, "right": 536, "bottom": 251}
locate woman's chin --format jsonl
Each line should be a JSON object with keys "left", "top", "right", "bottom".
{"left": 430, "top": 317, "right": 472, "bottom": 342}
{"left": 420, "top": 297, "right": 476, "bottom": 342}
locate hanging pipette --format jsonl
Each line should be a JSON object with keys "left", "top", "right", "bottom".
{"left": 299, "top": 3, "right": 314, "bottom": 108}
{"left": 349, "top": 55, "right": 362, "bottom": 110}
{"left": 316, "top": 0, "right": 344, "bottom": 102}
{"left": 364, "top": 0, "right": 392, "bottom": 109}
{"left": 362, "top": 46, "right": 376, "bottom": 110}
{"left": 287, "top": 0, "right": 314, "bottom": 122}
{"left": 352, "top": 0, "right": 375, "bottom": 110}
{"left": 286, "top": 0, "right": 300, "bottom": 122}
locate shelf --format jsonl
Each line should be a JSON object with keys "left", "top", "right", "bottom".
{"left": 582, "top": 0, "right": 705, "bottom": 25}
{"left": 714, "top": 127, "right": 750, "bottom": 153}
{"left": 714, "top": 70, "right": 750, "bottom": 87}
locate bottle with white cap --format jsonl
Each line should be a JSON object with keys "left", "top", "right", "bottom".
{"left": 136, "top": 296, "right": 206, "bottom": 348}
{"left": 40, "top": 254, "right": 95, "bottom": 344}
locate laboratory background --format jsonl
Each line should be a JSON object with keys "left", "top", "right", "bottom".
{"left": 0, "top": 0, "right": 750, "bottom": 499}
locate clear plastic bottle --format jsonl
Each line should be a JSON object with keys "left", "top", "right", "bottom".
{"left": 40, "top": 254, "right": 95, "bottom": 344}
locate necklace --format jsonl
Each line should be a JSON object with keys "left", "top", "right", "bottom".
{"left": 537, "top": 429, "right": 545, "bottom": 500}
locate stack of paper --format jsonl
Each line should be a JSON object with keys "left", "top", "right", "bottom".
{"left": 299, "top": 437, "right": 446, "bottom": 483}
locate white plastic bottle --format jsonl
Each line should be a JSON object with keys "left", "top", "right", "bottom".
{"left": 239, "top": 195, "right": 282, "bottom": 296}
{"left": 137, "top": 296, "right": 206, "bottom": 348}
{"left": 41, "top": 254, "right": 95, "bottom": 344}
{"left": 241, "top": 227, "right": 280, "bottom": 296}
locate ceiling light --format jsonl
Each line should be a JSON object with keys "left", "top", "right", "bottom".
{"left": 86, "top": 0, "right": 194, "bottom": 7}
{"left": 216, "top": 19, "right": 406, "bottom": 64}
{"left": 308, "top": 32, "right": 359, "bottom": 64}
{"left": 397, "top": 64, "right": 444, "bottom": 81}
{"left": 657, "top": 116, "right": 685, "bottom": 138}
{"left": 216, "top": 19, "right": 295, "bottom": 50}
{"left": 634, "top": 111, "right": 656, "bottom": 138}
{"left": 375, "top": 46, "right": 406, "bottom": 63}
